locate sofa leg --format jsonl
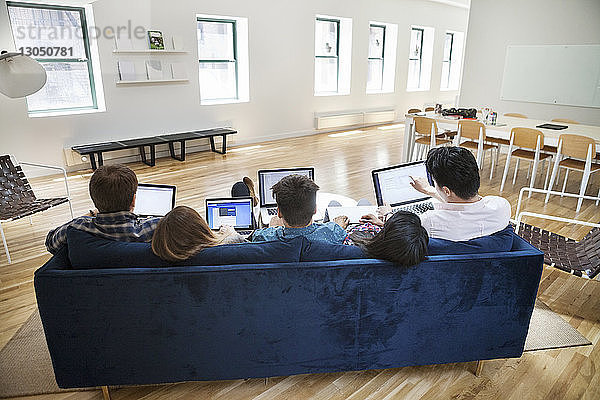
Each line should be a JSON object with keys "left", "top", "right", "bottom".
{"left": 475, "top": 360, "right": 484, "bottom": 377}
{"left": 101, "top": 386, "right": 111, "bottom": 400}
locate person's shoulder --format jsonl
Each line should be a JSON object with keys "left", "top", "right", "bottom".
{"left": 321, "top": 221, "right": 345, "bottom": 232}
{"left": 482, "top": 196, "right": 511, "bottom": 209}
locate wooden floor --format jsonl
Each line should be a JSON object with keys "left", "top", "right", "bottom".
{"left": 1, "top": 125, "right": 599, "bottom": 399}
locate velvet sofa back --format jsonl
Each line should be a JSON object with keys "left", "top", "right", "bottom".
{"left": 34, "top": 235, "right": 543, "bottom": 389}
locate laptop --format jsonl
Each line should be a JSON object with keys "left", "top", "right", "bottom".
{"left": 325, "top": 206, "right": 378, "bottom": 224}
{"left": 371, "top": 161, "right": 434, "bottom": 215}
{"left": 133, "top": 183, "right": 176, "bottom": 217}
{"left": 257, "top": 167, "right": 315, "bottom": 224}
{"left": 205, "top": 197, "right": 255, "bottom": 235}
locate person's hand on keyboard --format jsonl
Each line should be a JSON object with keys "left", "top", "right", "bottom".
{"left": 377, "top": 205, "right": 392, "bottom": 220}
{"left": 333, "top": 215, "right": 350, "bottom": 229}
{"left": 359, "top": 214, "right": 385, "bottom": 227}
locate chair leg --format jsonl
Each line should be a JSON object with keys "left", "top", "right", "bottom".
{"left": 513, "top": 158, "right": 520, "bottom": 185}
{"left": 543, "top": 158, "right": 552, "bottom": 190}
{"left": 529, "top": 158, "right": 539, "bottom": 198}
{"left": 489, "top": 149, "right": 496, "bottom": 180}
{"left": 101, "top": 386, "right": 111, "bottom": 400}
{"left": 527, "top": 162, "right": 532, "bottom": 179}
{"left": 475, "top": 360, "right": 484, "bottom": 377}
{"left": 500, "top": 152, "right": 512, "bottom": 193}
{"left": 0, "top": 221, "right": 11, "bottom": 264}
{"left": 495, "top": 145, "right": 501, "bottom": 175}
{"left": 29, "top": 216, "right": 33, "bottom": 225}
{"left": 561, "top": 169, "right": 569, "bottom": 197}
{"left": 545, "top": 164, "right": 560, "bottom": 204}
{"left": 577, "top": 169, "right": 591, "bottom": 213}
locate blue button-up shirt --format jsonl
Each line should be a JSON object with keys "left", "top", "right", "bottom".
{"left": 45, "top": 211, "right": 160, "bottom": 254}
{"left": 250, "top": 222, "right": 347, "bottom": 244}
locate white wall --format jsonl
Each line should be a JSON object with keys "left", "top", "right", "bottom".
{"left": 459, "top": 0, "right": 600, "bottom": 125}
{"left": 0, "top": 0, "right": 468, "bottom": 173}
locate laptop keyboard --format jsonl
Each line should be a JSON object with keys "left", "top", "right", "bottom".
{"left": 237, "top": 230, "right": 253, "bottom": 236}
{"left": 393, "top": 202, "right": 434, "bottom": 215}
{"left": 267, "top": 208, "right": 278, "bottom": 215}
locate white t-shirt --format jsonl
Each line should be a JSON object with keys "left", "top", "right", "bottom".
{"left": 419, "top": 196, "right": 511, "bottom": 242}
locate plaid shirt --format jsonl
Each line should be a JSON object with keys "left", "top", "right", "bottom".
{"left": 45, "top": 211, "right": 160, "bottom": 254}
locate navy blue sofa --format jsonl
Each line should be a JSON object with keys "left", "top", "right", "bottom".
{"left": 34, "top": 230, "right": 543, "bottom": 389}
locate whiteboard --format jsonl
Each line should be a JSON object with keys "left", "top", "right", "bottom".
{"left": 500, "top": 45, "right": 600, "bottom": 108}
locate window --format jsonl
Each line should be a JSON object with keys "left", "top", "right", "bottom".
{"left": 367, "top": 21, "right": 398, "bottom": 94}
{"left": 441, "top": 33, "right": 453, "bottom": 89}
{"left": 367, "top": 24, "right": 385, "bottom": 92}
{"left": 197, "top": 14, "right": 249, "bottom": 104}
{"left": 406, "top": 26, "right": 434, "bottom": 91}
{"left": 314, "top": 18, "right": 340, "bottom": 94}
{"left": 7, "top": 2, "right": 102, "bottom": 115}
{"left": 440, "top": 31, "right": 464, "bottom": 91}
{"left": 314, "top": 15, "right": 352, "bottom": 96}
{"left": 407, "top": 28, "right": 423, "bottom": 90}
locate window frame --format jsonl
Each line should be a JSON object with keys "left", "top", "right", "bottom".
{"left": 7, "top": 1, "right": 98, "bottom": 114}
{"left": 367, "top": 23, "right": 386, "bottom": 92}
{"left": 441, "top": 32, "right": 454, "bottom": 89}
{"left": 408, "top": 27, "right": 424, "bottom": 87}
{"left": 314, "top": 17, "right": 340, "bottom": 93}
{"left": 197, "top": 17, "right": 239, "bottom": 102}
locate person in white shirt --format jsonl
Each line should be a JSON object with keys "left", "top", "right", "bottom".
{"left": 376, "top": 146, "right": 511, "bottom": 242}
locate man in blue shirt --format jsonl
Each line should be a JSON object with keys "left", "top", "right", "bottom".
{"left": 250, "top": 174, "right": 347, "bottom": 244}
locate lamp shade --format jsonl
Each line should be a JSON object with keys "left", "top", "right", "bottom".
{"left": 0, "top": 53, "right": 47, "bottom": 98}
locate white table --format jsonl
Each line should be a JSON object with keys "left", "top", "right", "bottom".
{"left": 402, "top": 113, "right": 600, "bottom": 162}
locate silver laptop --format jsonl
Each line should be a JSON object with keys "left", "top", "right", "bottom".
{"left": 257, "top": 167, "right": 315, "bottom": 224}
{"left": 133, "top": 183, "right": 176, "bottom": 217}
{"left": 205, "top": 197, "right": 254, "bottom": 235}
{"left": 371, "top": 161, "right": 434, "bottom": 215}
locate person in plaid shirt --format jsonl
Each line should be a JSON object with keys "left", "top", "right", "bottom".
{"left": 45, "top": 165, "right": 160, "bottom": 254}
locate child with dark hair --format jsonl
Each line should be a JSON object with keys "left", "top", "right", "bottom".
{"left": 381, "top": 146, "right": 511, "bottom": 242}
{"left": 345, "top": 211, "right": 428, "bottom": 267}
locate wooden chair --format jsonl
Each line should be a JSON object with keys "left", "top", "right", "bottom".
{"left": 455, "top": 120, "right": 499, "bottom": 179}
{"left": 407, "top": 108, "right": 422, "bottom": 114}
{"left": 551, "top": 118, "right": 579, "bottom": 124}
{"left": 0, "top": 155, "right": 74, "bottom": 263}
{"left": 504, "top": 113, "right": 528, "bottom": 118}
{"left": 500, "top": 128, "right": 552, "bottom": 197}
{"left": 544, "top": 134, "right": 600, "bottom": 213}
{"left": 424, "top": 107, "right": 435, "bottom": 112}
{"left": 411, "top": 117, "right": 451, "bottom": 161}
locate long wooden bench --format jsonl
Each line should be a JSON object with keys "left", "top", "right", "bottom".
{"left": 72, "top": 128, "right": 236, "bottom": 170}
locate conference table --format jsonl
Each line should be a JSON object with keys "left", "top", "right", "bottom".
{"left": 402, "top": 113, "right": 600, "bottom": 162}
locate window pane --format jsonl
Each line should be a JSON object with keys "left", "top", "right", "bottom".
{"left": 367, "top": 59, "right": 383, "bottom": 91}
{"left": 443, "top": 33, "right": 453, "bottom": 62}
{"left": 409, "top": 29, "right": 422, "bottom": 60}
{"left": 199, "top": 62, "right": 237, "bottom": 100}
{"left": 407, "top": 59, "right": 421, "bottom": 89}
{"left": 197, "top": 21, "right": 235, "bottom": 60}
{"left": 8, "top": 6, "right": 87, "bottom": 59}
{"left": 315, "top": 20, "right": 338, "bottom": 57}
{"left": 441, "top": 62, "right": 450, "bottom": 89}
{"left": 314, "top": 57, "right": 338, "bottom": 93}
{"left": 368, "top": 26, "right": 384, "bottom": 59}
{"left": 26, "top": 62, "right": 93, "bottom": 112}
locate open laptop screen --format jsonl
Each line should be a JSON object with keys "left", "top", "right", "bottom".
{"left": 133, "top": 184, "right": 176, "bottom": 217}
{"left": 372, "top": 162, "right": 431, "bottom": 207}
{"left": 205, "top": 198, "right": 253, "bottom": 230}
{"left": 258, "top": 168, "right": 315, "bottom": 207}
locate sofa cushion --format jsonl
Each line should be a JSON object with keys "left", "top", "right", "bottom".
{"left": 427, "top": 225, "right": 514, "bottom": 256}
{"left": 300, "top": 237, "right": 368, "bottom": 262}
{"left": 66, "top": 227, "right": 303, "bottom": 269}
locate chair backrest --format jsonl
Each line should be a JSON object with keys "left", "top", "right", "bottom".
{"left": 558, "top": 134, "right": 596, "bottom": 159}
{"left": 551, "top": 118, "right": 579, "bottom": 124}
{"left": 504, "top": 113, "right": 528, "bottom": 118}
{"left": 511, "top": 128, "right": 544, "bottom": 150}
{"left": 424, "top": 107, "right": 435, "bottom": 112}
{"left": 0, "top": 155, "right": 37, "bottom": 216}
{"left": 407, "top": 108, "right": 422, "bottom": 114}
{"left": 458, "top": 120, "right": 486, "bottom": 141}
{"left": 414, "top": 117, "right": 437, "bottom": 136}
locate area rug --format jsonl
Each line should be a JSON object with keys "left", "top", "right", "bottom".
{"left": 0, "top": 301, "right": 591, "bottom": 398}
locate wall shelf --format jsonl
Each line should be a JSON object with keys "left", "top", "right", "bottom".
{"left": 116, "top": 79, "right": 189, "bottom": 85}
{"left": 113, "top": 49, "right": 188, "bottom": 54}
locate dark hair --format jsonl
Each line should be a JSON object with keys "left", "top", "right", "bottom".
{"left": 152, "top": 206, "right": 219, "bottom": 262}
{"left": 89, "top": 164, "right": 138, "bottom": 212}
{"left": 425, "top": 146, "right": 480, "bottom": 199}
{"left": 271, "top": 174, "right": 319, "bottom": 227}
{"left": 351, "top": 211, "right": 428, "bottom": 267}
